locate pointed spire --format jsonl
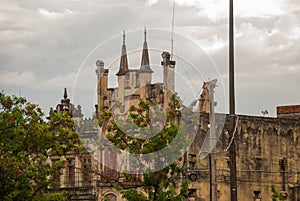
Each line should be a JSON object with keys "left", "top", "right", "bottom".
{"left": 140, "top": 27, "right": 153, "bottom": 73}
{"left": 63, "top": 87, "right": 68, "bottom": 99}
{"left": 144, "top": 26, "right": 147, "bottom": 42}
{"left": 123, "top": 30, "right": 125, "bottom": 45}
{"left": 116, "top": 30, "right": 129, "bottom": 76}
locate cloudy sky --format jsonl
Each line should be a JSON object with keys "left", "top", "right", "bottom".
{"left": 1, "top": 0, "right": 300, "bottom": 118}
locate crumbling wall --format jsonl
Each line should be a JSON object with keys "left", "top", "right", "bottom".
{"left": 187, "top": 114, "right": 300, "bottom": 201}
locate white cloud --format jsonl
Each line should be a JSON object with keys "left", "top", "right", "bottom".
{"left": 37, "top": 73, "right": 77, "bottom": 90}
{"left": 38, "top": 8, "right": 73, "bottom": 19}
{"left": 236, "top": 0, "right": 284, "bottom": 17}
{"left": 0, "top": 70, "right": 76, "bottom": 90}
{"left": 0, "top": 71, "right": 37, "bottom": 86}
{"left": 173, "top": 0, "right": 284, "bottom": 20}
{"left": 146, "top": 0, "right": 158, "bottom": 6}
{"left": 0, "top": 0, "right": 299, "bottom": 117}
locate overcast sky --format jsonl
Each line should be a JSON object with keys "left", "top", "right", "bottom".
{"left": 1, "top": 0, "right": 300, "bottom": 118}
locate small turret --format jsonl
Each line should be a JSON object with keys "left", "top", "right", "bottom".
{"left": 55, "top": 88, "right": 73, "bottom": 116}
{"left": 95, "top": 60, "right": 109, "bottom": 110}
{"left": 96, "top": 60, "right": 105, "bottom": 78}
{"left": 198, "top": 82, "right": 210, "bottom": 114}
{"left": 161, "top": 51, "right": 175, "bottom": 109}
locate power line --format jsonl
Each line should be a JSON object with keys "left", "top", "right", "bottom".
{"left": 223, "top": 116, "right": 239, "bottom": 152}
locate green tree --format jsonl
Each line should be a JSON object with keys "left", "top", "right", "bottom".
{"left": 99, "top": 94, "right": 195, "bottom": 201}
{"left": 33, "top": 193, "right": 68, "bottom": 201}
{"left": 271, "top": 185, "right": 287, "bottom": 201}
{"left": 261, "top": 109, "right": 269, "bottom": 116}
{"left": 0, "top": 92, "right": 80, "bottom": 200}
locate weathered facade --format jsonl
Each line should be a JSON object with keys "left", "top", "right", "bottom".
{"left": 49, "top": 29, "right": 300, "bottom": 201}
{"left": 187, "top": 114, "right": 300, "bottom": 201}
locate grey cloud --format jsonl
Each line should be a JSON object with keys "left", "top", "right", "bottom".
{"left": 0, "top": 0, "right": 299, "bottom": 117}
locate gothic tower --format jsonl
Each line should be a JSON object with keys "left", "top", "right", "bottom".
{"left": 139, "top": 27, "right": 153, "bottom": 99}
{"left": 139, "top": 27, "right": 153, "bottom": 86}
{"left": 96, "top": 28, "right": 176, "bottom": 112}
{"left": 116, "top": 31, "right": 129, "bottom": 106}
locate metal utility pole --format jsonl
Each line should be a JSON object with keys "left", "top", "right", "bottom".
{"left": 229, "top": 0, "right": 235, "bottom": 114}
{"left": 207, "top": 79, "right": 218, "bottom": 201}
{"left": 229, "top": 0, "right": 238, "bottom": 201}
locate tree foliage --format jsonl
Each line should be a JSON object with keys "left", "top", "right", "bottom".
{"left": 271, "top": 185, "right": 287, "bottom": 201}
{"left": 99, "top": 94, "right": 192, "bottom": 201}
{"left": 0, "top": 92, "right": 80, "bottom": 200}
{"left": 32, "top": 193, "right": 69, "bottom": 201}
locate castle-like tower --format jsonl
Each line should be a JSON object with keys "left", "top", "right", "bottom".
{"left": 49, "top": 30, "right": 300, "bottom": 201}
{"left": 96, "top": 28, "right": 176, "bottom": 113}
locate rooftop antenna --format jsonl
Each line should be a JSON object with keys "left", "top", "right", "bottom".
{"left": 171, "top": 0, "right": 175, "bottom": 60}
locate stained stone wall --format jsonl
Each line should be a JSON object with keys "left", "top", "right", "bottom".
{"left": 187, "top": 114, "right": 300, "bottom": 201}
{"left": 51, "top": 113, "right": 300, "bottom": 201}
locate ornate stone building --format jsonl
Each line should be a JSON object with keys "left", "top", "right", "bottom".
{"left": 48, "top": 30, "right": 300, "bottom": 201}
{"left": 95, "top": 28, "right": 175, "bottom": 113}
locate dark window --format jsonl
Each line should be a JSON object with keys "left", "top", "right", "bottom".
{"left": 82, "top": 158, "right": 91, "bottom": 186}
{"left": 67, "top": 158, "right": 75, "bottom": 187}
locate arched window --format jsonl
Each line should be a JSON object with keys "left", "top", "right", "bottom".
{"left": 104, "top": 193, "right": 117, "bottom": 201}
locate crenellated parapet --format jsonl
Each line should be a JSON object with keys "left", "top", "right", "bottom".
{"left": 187, "top": 113, "right": 300, "bottom": 201}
